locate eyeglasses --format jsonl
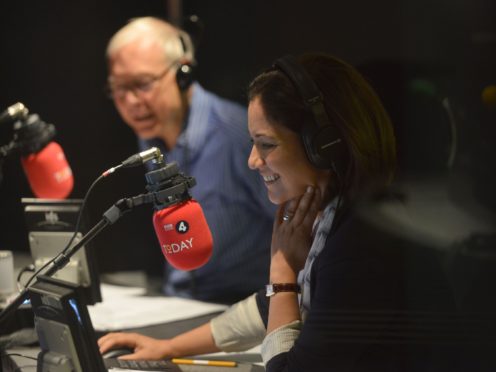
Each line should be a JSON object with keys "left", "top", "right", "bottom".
{"left": 106, "top": 63, "right": 176, "bottom": 100}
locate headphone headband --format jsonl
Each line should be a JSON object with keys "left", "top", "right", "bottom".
{"left": 273, "top": 55, "right": 344, "bottom": 170}
{"left": 274, "top": 55, "right": 331, "bottom": 129}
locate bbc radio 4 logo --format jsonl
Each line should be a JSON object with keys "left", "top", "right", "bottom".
{"left": 163, "top": 220, "right": 189, "bottom": 233}
{"left": 162, "top": 220, "right": 193, "bottom": 254}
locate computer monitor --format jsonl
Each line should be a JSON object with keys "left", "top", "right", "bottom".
{"left": 28, "top": 275, "right": 107, "bottom": 372}
{"left": 21, "top": 198, "right": 101, "bottom": 305}
{"left": 28, "top": 275, "right": 182, "bottom": 372}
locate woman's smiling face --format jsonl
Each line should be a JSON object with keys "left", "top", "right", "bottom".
{"left": 248, "top": 97, "right": 329, "bottom": 205}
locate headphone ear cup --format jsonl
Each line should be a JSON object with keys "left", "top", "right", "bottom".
{"left": 301, "top": 121, "right": 346, "bottom": 170}
{"left": 176, "top": 63, "right": 195, "bottom": 91}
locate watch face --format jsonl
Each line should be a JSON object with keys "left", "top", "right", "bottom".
{"left": 265, "top": 284, "right": 275, "bottom": 297}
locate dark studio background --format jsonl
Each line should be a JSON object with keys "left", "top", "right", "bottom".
{"left": 0, "top": 0, "right": 495, "bottom": 287}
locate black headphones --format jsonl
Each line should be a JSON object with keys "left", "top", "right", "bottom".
{"left": 175, "top": 32, "right": 196, "bottom": 91}
{"left": 273, "top": 55, "right": 345, "bottom": 170}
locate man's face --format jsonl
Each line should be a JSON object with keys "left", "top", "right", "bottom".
{"left": 108, "top": 38, "right": 182, "bottom": 140}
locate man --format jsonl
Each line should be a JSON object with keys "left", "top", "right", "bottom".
{"left": 105, "top": 17, "right": 275, "bottom": 304}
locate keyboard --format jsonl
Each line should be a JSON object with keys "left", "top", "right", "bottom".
{"left": 104, "top": 358, "right": 182, "bottom": 371}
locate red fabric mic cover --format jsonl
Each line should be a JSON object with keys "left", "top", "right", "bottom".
{"left": 153, "top": 199, "right": 213, "bottom": 271}
{"left": 20, "top": 141, "right": 73, "bottom": 199}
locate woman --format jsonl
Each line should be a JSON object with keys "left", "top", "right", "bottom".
{"left": 99, "top": 53, "right": 453, "bottom": 371}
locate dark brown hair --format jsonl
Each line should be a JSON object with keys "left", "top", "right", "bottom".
{"left": 248, "top": 53, "right": 396, "bottom": 201}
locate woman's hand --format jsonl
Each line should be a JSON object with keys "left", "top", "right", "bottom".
{"left": 270, "top": 186, "right": 321, "bottom": 282}
{"left": 98, "top": 332, "right": 173, "bottom": 360}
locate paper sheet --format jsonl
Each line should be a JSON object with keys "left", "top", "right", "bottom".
{"left": 88, "top": 284, "right": 227, "bottom": 331}
{"left": 202, "top": 345, "right": 263, "bottom": 366}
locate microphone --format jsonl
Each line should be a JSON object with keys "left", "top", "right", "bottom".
{"left": 144, "top": 160, "right": 213, "bottom": 271}
{"left": 152, "top": 200, "right": 212, "bottom": 270}
{"left": 13, "top": 112, "right": 73, "bottom": 199}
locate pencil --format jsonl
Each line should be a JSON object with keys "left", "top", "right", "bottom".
{"left": 171, "top": 358, "right": 237, "bottom": 367}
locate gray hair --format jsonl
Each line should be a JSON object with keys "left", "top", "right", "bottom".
{"left": 106, "top": 17, "right": 195, "bottom": 64}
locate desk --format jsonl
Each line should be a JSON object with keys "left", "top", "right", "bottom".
{"left": 5, "top": 346, "right": 263, "bottom": 372}
{"left": 3, "top": 315, "right": 264, "bottom": 372}
{"left": 2, "top": 280, "right": 264, "bottom": 372}
{"left": 124, "top": 314, "right": 264, "bottom": 371}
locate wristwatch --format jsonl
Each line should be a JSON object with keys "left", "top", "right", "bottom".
{"left": 265, "top": 283, "right": 301, "bottom": 297}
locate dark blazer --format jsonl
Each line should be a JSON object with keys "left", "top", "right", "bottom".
{"left": 258, "top": 199, "right": 460, "bottom": 372}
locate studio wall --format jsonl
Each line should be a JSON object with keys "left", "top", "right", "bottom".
{"left": 1, "top": 0, "right": 494, "bottom": 277}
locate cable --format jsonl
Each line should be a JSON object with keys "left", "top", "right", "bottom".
{"left": 442, "top": 97, "right": 458, "bottom": 169}
{"left": 5, "top": 353, "right": 38, "bottom": 361}
{"left": 16, "top": 264, "right": 35, "bottom": 290}
{"left": 329, "top": 156, "right": 350, "bottom": 235}
{"left": 21, "top": 148, "right": 164, "bottom": 290}
{"left": 24, "top": 174, "right": 105, "bottom": 289}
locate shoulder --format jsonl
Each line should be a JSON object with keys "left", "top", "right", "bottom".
{"left": 313, "top": 193, "right": 455, "bottom": 309}
{"left": 313, "top": 208, "right": 392, "bottom": 288}
{"left": 196, "top": 85, "right": 248, "bottom": 138}
{"left": 315, "top": 201, "right": 406, "bottom": 276}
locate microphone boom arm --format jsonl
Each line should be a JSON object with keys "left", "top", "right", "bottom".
{"left": 0, "top": 196, "right": 138, "bottom": 326}
{"left": 0, "top": 172, "right": 196, "bottom": 327}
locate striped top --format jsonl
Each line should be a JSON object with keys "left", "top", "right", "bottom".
{"left": 140, "top": 83, "right": 276, "bottom": 304}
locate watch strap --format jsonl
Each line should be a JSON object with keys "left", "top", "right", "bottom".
{"left": 266, "top": 283, "right": 301, "bottom": 297}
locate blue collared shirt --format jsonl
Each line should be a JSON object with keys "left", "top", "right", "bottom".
{"left": 140, "top": 83, "right": 275, "bottom": 303}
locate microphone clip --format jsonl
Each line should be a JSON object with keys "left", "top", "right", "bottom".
{"left": 12, "top": 114, "right": 56, "bottom": 156}
{"left": 106, "top": 161, "right": 196, "bottom": 218}
{"left": 1, "top": 113, "right": 56, "bottom": 158}
{"left": 144, "top": 161, "right": 196, "bottom": 210}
